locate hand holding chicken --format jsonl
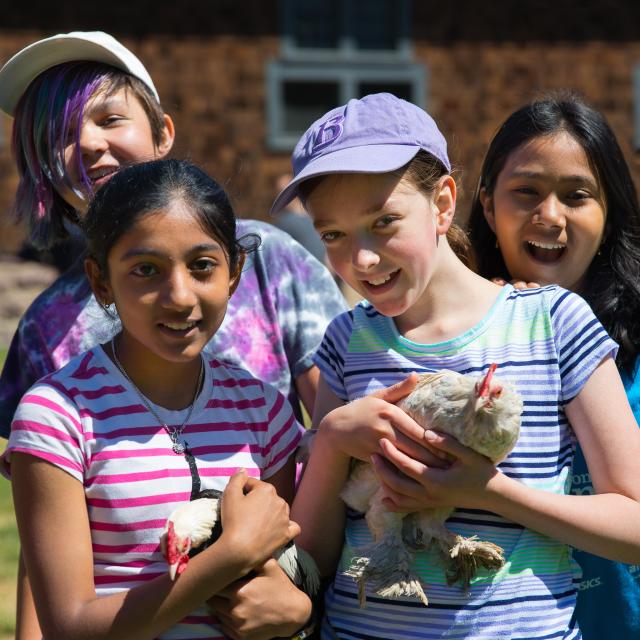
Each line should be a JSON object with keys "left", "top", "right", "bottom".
{"left": 159, "top": 474, "right": 320, "bottom": 599}
{"left": 340, "top": 365, "right": 523, "bottom": 606}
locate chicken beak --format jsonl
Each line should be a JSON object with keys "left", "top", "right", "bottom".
{"left": 474, "top": 396, "right": 491, "bottom": 413}
{"left": 169, "top": 562, "right": 179, "bottom": 581}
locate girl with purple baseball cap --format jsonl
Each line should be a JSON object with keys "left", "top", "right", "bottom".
{"left": 280, "top": 93, "right": 640, "bottom": 638}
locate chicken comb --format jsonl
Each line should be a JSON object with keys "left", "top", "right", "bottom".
{"left": 476, "top": 363, "right": 498, "bottom": 398}
{"left": 165, "top": 521, "right": 181, "bottom": 565}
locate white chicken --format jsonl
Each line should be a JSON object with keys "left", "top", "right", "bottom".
{"left": 159, "top": 489, "right": 321, "bottom": 598}
{"left": 340, "top": 364, "right": 523, "bottom": 606}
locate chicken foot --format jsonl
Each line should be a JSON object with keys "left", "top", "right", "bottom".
{"left": 409, "top": 511, "right": 505, "bottom": 590}
{"left": 345, "top": 488, "right": 428, "bottom": 607}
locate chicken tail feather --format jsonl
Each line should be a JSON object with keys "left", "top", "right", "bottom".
{"left": 446, "top": 535, "right": 505, "bottom": 590}
{"left": 276, "top": 544, "right": 321, "bottom": 598}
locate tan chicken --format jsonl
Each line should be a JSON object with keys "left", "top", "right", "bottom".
{"left": 340, "top": 364, "right": 523, "bottom": 606}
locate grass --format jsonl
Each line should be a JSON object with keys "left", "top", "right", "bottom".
{"left": 0, "top": 346, "right": 18, "bottom": 639}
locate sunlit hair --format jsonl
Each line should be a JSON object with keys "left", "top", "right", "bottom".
{"left": 400, "top": 150, "right": 475, "bottom": 270}
{"left": 298, "top": 150, "right": 475, "bottom": 269}
{"left": 467, "top": 93, "right": 640, "bottom": 373}
{"left": 83, "top": 158, "right": 258, "bottom": 278}
{"left": 12, "top": 61, "right": 166, "bottom": 249}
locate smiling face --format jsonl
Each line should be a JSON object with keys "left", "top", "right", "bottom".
{"left": 481, "top": 132, "right": 606, "bottom": 292}
{"left": 62, "top": 86, "right": 174, "bottom": 213}
{"left": 305, "top": 172, "right": 451, "bottom": 319}
{"left": 94, "top": 199, "right": 241, "bottom": 366}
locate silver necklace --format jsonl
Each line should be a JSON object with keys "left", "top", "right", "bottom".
{"left": 110, "top": 337, "right": 204, "bottom": 455}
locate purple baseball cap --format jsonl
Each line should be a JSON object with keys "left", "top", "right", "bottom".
{"left": 270, "top": 92, "right": 450, "bottom": 216}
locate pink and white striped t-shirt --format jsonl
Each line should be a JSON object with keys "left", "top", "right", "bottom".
{"left": 5, "top": 345, "right": 303, "bottom": 640}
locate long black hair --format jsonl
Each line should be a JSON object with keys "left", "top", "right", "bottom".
{"left": 467, "top": 94, "right": 640, "bottom": 374}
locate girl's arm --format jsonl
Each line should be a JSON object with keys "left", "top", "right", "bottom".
{"left": 291, "top": 374, "right": 431, "bottom": 575}
{"left": 375, "top": 356, "right": 640, "bottom": 563}
{"left": 264, "top": 448, "right": 297, "bottom": 504}
{"left": 207, "top": 454, "right": 312, "bottom": 639}
{"left": 294, "top": 364, "right": 320, "bottom": 417}
{"left": 15, "top": 551, "right": 41, "bottom": 640}
{"left": 12, "top": 454, "right": 298, "bottom": 640}
{"left": 291, "top": 376, "right": 349, "bottom": 576}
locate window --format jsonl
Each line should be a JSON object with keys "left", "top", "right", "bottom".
{"left": 281, "top": 0, "right": 411, "bottom": 60}
{"left": 267, "top": 0, "right": 424, "bottom": 150}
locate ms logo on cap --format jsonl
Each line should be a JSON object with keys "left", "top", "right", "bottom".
{"left": 311, "top": 115, "right": 345, "bottom": 153}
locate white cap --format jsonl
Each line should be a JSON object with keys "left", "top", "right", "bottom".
{"left": 0, "top": 31, "right": 159, "bottom": 116}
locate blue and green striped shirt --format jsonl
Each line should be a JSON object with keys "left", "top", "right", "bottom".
{"left": 314, "top": 284, "right": 616, "bottom": 639}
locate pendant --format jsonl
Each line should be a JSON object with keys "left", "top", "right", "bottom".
{"left": 172, "top": 441, "right": 186, "bottom": 455}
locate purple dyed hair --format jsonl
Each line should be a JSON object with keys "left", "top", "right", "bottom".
{"left": 11, "top": 61, "right": 166, "bottom": 249}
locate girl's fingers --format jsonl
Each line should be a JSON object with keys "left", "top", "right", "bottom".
{"left": 423, "top": 430, "right": 476, "bottom": 460}
{"left": 376, "top": 438, "right": 426, "bottom": 480}
{"left": 226, "top": 468, "right": 249, "bottom": 491}
{"left": 371, "top": 453, "right": 438, "bottom": 511}
{"left": 388, "top": 406, "right": 430, "bottom": 443}
{"left": 288, "top": 519, "right": 301, "bottom": 539}
{"left": 392, "top": 430, "right": 450, "bottom": 468}
{"left": 510, "top": 279, "right": 541, "bottom": 290}
{"left": 371, "top": 448, "right": 426, "bottom": 497}
{"left": 371, "top": 373, "right": 419, "bottom": 404}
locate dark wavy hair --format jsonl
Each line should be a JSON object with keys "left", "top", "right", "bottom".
{"left": 84, "top": 158, "right": 257, "bottom": 277}
{"left": 467, "top": 94, "right": 640, "bottom": 373}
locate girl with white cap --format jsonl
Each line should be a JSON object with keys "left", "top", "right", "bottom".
{"left": 0, "top": 31, "right": 339, "bottom": 639}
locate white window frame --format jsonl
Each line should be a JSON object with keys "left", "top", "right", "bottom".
{"left": 267, "top": 0, "right": 423, "bottom": 151}
{"left": 267, "top": 60, "right": 426, "bottom": 150}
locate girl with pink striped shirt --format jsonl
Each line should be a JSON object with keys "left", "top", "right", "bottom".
{"left": 3, "top": 159, "right": 312, "bottom": 640}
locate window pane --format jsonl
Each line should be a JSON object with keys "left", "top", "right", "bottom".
{"left": 283, "top": 81, "right": 340, "bottom": 133}
{"left": 357, "top": 82, "right": 413, "bottom": 102}
{"left": 350, "top": 0, "right": 399, "bottom": 50}
{"left": 291, "top": 0, "right": 340, "bottom": 49}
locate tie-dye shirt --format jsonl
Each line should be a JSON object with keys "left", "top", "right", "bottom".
{"left": 0, "top": 219, "right": 348, "bottom": 438}
{"left": 313, "top": 285, "right": 616, "bottom": 640}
